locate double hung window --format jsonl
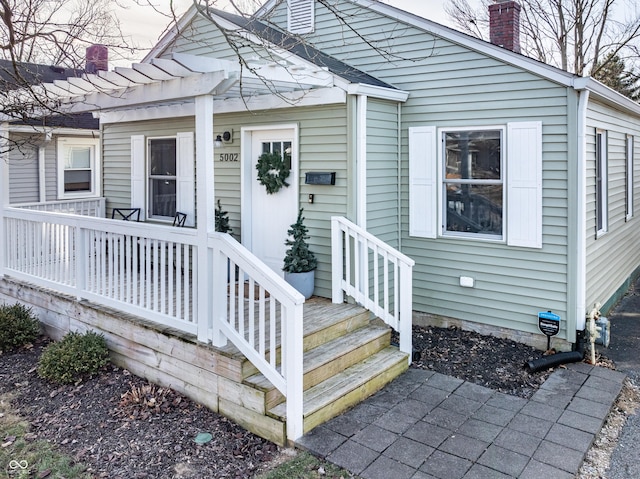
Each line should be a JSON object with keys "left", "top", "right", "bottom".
{"left": 443, "top": 129, "right": 503, "bottom": 239}
{"left": 58, "top": 137, "right": 100, "bottom": 198}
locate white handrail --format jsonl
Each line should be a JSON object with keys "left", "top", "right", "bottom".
{"left": 13, "top": 197, "right": 106, "bottom": 217}
{"left": 209, "top": 232, "right": 305, "bottom": 442}
{"left": 331, "top": 216, "right": 414, "bottom": 363}
{"left": 3, "top": 207, "right": 198, "bottom": 334}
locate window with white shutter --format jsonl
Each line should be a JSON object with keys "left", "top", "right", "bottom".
{"left": 288, "top": 0, "right": 314, "bottom": 34}
{"left": 407, "top": 122, "right": 543, "bottom": 248}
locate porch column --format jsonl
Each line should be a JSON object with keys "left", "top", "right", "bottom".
{"left": 194, "top": 94, "right": 219, "bottom": 344}
{"left": 0, "top": 122, "right": 9, "bottom": 277}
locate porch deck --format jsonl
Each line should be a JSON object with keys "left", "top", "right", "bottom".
{"left": 1, "top": 206, "right": 413, "bottom": 444}
{"left": 0, "top": 276, "right": 408, "bottom": 446}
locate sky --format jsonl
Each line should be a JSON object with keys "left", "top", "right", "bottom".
{"left": 116, "top": 0, "right": 458, "bottom": 61}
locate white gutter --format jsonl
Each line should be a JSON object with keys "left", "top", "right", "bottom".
{"left": 356, "top": 94, "right": 367, "bottom": 227}
{"left": 348, "top": 83, "right": 409, "bottom": 103}
{"left": 575, "top": 88, "right": 590, "bottom": 331}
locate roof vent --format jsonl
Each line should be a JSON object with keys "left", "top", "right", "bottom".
{"left": 288, "top": 0, "right": 314, "bottom": 35}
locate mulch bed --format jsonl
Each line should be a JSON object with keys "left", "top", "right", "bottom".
{"left": 1, "top": 325, "right": 574, "bottom": 477}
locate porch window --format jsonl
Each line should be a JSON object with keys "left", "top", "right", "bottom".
{"left": 626, "top": 134, "right": 634, "bottom": 221}
{"left": 442, "top": 129, "right": 503, "bottom": 239}
{"left": 148, "top": 138, "right": 177, "bottom": 219}
{"left": 57, "top": 137, "right": 100, "bottom": 199}
{"left": 596, "top": 130, "right": 608, "bottom": 236}
{"left": 409, "top": 121, "right": 542, "bottom": 248}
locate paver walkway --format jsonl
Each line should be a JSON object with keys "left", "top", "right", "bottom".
{"left": 297, "top": 362, "right": 625, "bottom": 479}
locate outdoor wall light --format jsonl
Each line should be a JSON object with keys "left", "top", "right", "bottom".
{"left": 214, "top": 130, "right": 232, "bottom": 148}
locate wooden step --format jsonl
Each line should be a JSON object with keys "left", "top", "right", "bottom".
{"left": 216, "top": 298, "right": 371, "bottom": 381}
{"left": 245, "top": 324, "right": 392, "bottom": 410}
{"left": 268, "top": 346, "right": 409, "bottom": 434}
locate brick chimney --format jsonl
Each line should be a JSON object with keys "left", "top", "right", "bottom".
{"left": 489, "top": 0, "right": 521, "bottom": 53}
{"left": 85, "top": 44, "right": 108, "bottom": 73}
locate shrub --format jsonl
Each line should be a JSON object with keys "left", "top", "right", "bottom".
{"left": 37, "top": 331, "right": 109, "bottom": 384}
{"left": 0, "top": 303, "right": 40, "bottom": 352}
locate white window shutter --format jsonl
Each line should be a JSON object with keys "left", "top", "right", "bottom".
{"left": 507, "top": 121, "right": 543, "bottom": 248}
{"left": 176, "top": 132, "right": 195, "bottom": 227}
{"left": 130, "top": 135, "right": 146, "bottom": 221}
{"left": 288, "top": 0, "right": 314, "bottom": 34}
{"left": 409, "top": 126, "right": 437, "bottom": 238}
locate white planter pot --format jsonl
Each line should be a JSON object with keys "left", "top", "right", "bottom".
{"left": 285, "top": 270, "right": 315, "bottom": 299}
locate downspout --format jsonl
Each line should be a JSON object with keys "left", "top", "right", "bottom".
{"left": 38, "top": 131, "right": 51, "bottom": 203}
{"left": 576, "top": 88, "right": 590, "bottom": 332}
{"left": 397, "top": 102, "right": 402, "bottom": 248}
{"left": 356, "top": 94, "right": 367, "bottom": 228}
{"left": 0, "top": 122, "right": 9, "bottom": 277}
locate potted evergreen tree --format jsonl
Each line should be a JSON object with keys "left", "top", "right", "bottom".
{"left": 215, "top": 200, "right": 233, "bottom": 235}
{"left": 283, "top": 208, "right": 317, "bottom": 299}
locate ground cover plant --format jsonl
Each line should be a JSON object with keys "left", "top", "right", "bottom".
{"left": 0, "top": 303, "right": 39, "bottom": 353}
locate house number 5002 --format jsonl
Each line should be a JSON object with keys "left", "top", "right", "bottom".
{"left": 219, "top": 153, "right": 238, "bottom": 162}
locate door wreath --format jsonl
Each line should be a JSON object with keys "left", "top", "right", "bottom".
{"left": 256, "top": 151, "right": 290, "bottom": 194}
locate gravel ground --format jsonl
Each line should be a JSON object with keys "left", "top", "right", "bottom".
{"left": 1, "top": 325, "right": 636, "bottom": 478}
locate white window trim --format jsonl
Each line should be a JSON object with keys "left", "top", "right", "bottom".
{"left": 626, "top": 134, "right": 634, "bottom": 222}
{"left": 596, "top": 129, "right": 608, "bottom": 237}
{"left": 438, "top": 125, "right": 506, "bottom": 243}
{"left": 57, "top": 137, "right": 101, "bottom": 200}
{"left": 147, "top": 135, "right": 178, "bottom": 222}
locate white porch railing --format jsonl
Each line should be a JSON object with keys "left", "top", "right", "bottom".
{"left": 13, "top": 197, "right": 106, "bottom": 217}
{"left": 210, "top": 233, "right": 305, "bottom": 440}
{"left": 1, "top": 207, "right": 305, "bottom": 442}
{"left": 331, "top": 216, "right": 414, "bottom": 363}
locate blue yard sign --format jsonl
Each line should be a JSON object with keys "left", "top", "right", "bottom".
{"left": 538, "top": 311, "right": 560, "bottom": 337}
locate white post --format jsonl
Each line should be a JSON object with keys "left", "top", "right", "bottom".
{"left": 331, "top": 217, "right": 344, "bottom": 304}
{"left": 285, "top": 301, "right": 304, "bottom": 443}
{"left": 0, "top": 122, "right": 9, "bottom": 278}
{"left": 399, "top": 262, "right": 413, "bottom": 365}
{"left": 194, "top": 95, "right": 221, "bottom": 345}
{"left": 76, "top": 226, "right": 87, "bottom": 300}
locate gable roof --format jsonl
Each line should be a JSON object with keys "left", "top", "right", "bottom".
{"left": 209, "top": 8, "right": 396, "bottom": 90}
{"left": 254, "top": 0, "right": 640, "bottom": 116}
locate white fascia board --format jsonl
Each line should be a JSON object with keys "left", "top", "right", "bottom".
{"left": 97, "top": 86, "right": 347, "bottom": 124}
{"left": 573, "top": 76, "right": 640, "bottom": 117}
{"left": 347, "top": 83, "right": 409, "bottom": 102}
{"left": 7, "top": 125, "right": 98, "bottom": 136}
{"left": 64, "top": 70, "right": 238, "bottom": 113}
{"left": 142, "top": 4, "right": 201, "bottom": 63}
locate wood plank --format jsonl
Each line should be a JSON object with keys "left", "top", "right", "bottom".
{"left": 219, "top": 398, "right": 286, "bottom": 447}
{"left": 269, "top": 347, "right": 408, "bottom": 427}
{"left": 217, "top": 376, "right": 266, "bottom": 415}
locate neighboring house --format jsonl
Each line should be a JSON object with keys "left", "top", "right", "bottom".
{"left": 114, "top": 0, "right": 639, "bottom": 348}
{"left": 0, "top": 48, "right": 104, "bottom": 206}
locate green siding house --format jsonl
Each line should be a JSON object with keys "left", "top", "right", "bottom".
{"left": 3, "top": 0, "right": 640, "bottom": 443}
{"left": 118, "top": 0, "right": 640, "bottom": 349}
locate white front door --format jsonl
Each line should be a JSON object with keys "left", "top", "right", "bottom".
{"left": 245, "top": 128, "right": 298, "bottom": 276}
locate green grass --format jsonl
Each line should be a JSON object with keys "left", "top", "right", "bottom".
{"left": 255, "top": 450, "right": 358, "bottom": 479}
{"left": 0, "top": 393, "right": 91, "bottom": 479}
